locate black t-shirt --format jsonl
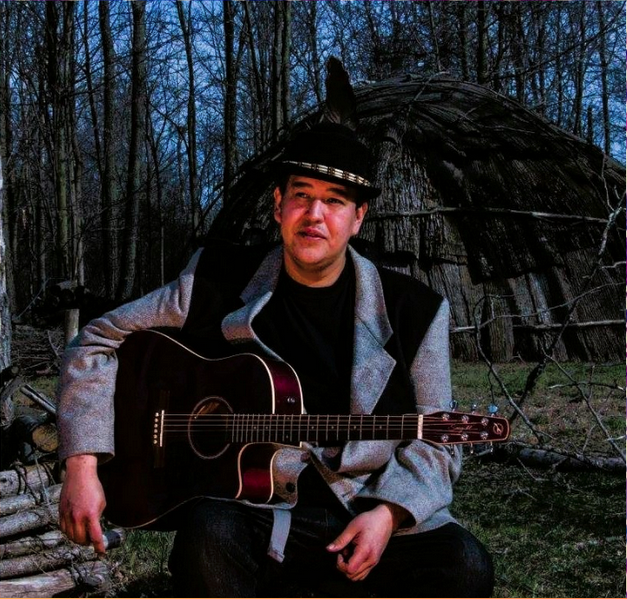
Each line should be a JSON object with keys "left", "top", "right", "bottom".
{"left": 252, "top": 258, "right": 356, "bottom": 509}
{"left": 253, "top": 259, "right": 355, "bottom": 415}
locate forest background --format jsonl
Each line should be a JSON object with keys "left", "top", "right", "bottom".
{"left": 0, "top": 0, "right": 625, "bottom": 319}
{"left": 0, "top": 2, "right": 624, "bottom": 596}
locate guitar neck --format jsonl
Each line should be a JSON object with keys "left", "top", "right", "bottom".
{"left": 168, "top": 411, "right": 510, "bottom": 446}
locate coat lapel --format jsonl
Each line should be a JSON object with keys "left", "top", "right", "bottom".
{"left": 221, "top": 246, "right": 282, "bottom": 353}
{"left": 349, "top": 247, "right": 396, "bottom": 414}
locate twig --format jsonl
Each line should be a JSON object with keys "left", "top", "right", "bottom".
{"left": 548, "top": 358, "right": 625, "bottom": 463}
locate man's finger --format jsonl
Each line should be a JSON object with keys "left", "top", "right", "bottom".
{"left": 88, "top": 518, "right": 106, "bottom": 554}
{"left": 327, "top": 525, "right": 357, "bottom": 553}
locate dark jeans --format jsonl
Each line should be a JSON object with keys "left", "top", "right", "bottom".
{"left": 169, "top": 499, "right": 494, "bottom": 598}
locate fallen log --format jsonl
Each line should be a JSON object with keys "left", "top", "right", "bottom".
{"left": 0, "top": 527, "right": 124, "bottom": 560}
{"left": 0, "top": 529, "right": 124, "bottom": 579}
{"left": 491, "top": 442, "right": 626, "bottom": 474}
{"left": 12, "top": 415, "right": 58, "bottom": 454}
{"left": 0, "top": 560, "right": 110, "bottom": 598}
{"left": 0, "top": 530, "right": 66, "bottom": 559}
{"left": 0, "top": 503, "right": 59, "bottom": 538}
{"left": 0, "top": 464, "right": 55, "bottom": 498}
{"left": 0, "top": 484, "right": 61, "bottom": 517}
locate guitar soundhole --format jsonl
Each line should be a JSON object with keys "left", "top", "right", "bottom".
{"left": 188, "top": 397, "right": 232, "bottom": 460}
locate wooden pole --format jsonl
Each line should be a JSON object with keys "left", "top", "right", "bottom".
{"left": 0, "top": 560, "right": 110, "bottom": 598}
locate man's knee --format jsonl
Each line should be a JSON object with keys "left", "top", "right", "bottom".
{"left": 446, "top": 525, "right": 494, "bottom": 597}
{"left": 171, "top": 500, "right": 253, "bottom": 561}
{"left": 169, "top": 501, "right": 266, "bottom": 596}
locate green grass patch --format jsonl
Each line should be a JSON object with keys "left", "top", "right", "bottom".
{"left": 453, "top": 460, "right": 624, "bottom": 598}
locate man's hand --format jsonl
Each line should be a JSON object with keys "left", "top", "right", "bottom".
{"left": 59, "top": 454, "right": 106, "bottom": 554}
{"left": 326, "top": 503, "right": 408, "bottom": 582}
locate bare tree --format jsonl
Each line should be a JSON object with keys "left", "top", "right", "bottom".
{"left": 0, "top": 2, "right": 16, "bottom": 320}
{"left": 116, "top": 1, "right": 147, "bottom": 302}
{"left": 45, "top": 2, "right": 75, "bottom": 281}
{"left": 223, "top": 0, "right": 238, "bottom": 205}
{"left": 176, "top": 0, "right": 200, "bottom": 232}
{"left": 98, "top": 1, "right": 118, "bottom": 298}
{"left": 595, "top": 0, "right": 611, "bottom": 155}
{"left": 0, "top": 154, "right": 10, "bottom": 371}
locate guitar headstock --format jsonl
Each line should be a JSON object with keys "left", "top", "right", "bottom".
{"left": 422, "top": 411, "right": 510, "bottom": 445}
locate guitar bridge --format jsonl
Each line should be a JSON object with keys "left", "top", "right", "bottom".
{"left": 152, "top": 389, "right": 169, "bottom": 468}
{"left": 153, "top": 409, "right": 165, "bottom": 448}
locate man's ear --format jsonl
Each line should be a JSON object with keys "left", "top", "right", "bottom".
{"left": 273, "top": 187, "right": 283, "bottom": 224}
{"left": 352, "top": 202, "right": 368, "bottom": 235}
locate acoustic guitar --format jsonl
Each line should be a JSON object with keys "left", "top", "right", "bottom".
{"left": 99, "top": 329, "right": 510, "bottom": 529}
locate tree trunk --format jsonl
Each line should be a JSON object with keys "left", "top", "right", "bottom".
{"left": 146, "top": 117, "right": 165, "bottom": 287}
{"left": 0, "top": 151, "right": 10, "bottom": 371}
{"left": 476, "top": 1, "right": 488, "bottom": 85}
{"left": 571, "top": 3, "right": 586, "bottom": 137}
{"left": 176, "top": 0, "right": 200, "bottom": 233}
{"left": 99, "top": 1, "right": 118, "bottom": 298}
{"left": 0, "top": 6, "right": 14, "bottom": 369}
{"left": 223, "top": 0, "right": 238, "bottom": 205}
{"left": 116, "top": 0, "right": 147, "bottom": 302}
{"left": 280, "top": 1, "right": 291, "bottom": 131}
{"left": 457, "top": 3, "right": 469, "bottom": 81}
{"left": 243, "top": 1, "right": 266, "bottom": 149}
{"left": 595, "top": 0, "right": 610, "bottom": 155}
{"left": 45, "top": 2, "right": 75, "bottom": 281}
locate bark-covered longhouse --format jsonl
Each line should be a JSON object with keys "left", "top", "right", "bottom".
{"left": 209, "top": 76, "right": 625, "bottom": 362}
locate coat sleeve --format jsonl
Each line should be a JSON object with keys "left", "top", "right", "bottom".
{"left": 57, "top": 250, "right": 203, "bottom": 462}
{"left": 353, "top": 299, "right": 462, "bottom": 529}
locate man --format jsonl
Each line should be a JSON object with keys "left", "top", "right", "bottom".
{"left": 58, "top": 123, "right": 494, "bottom": 597}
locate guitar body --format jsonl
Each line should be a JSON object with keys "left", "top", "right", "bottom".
{"left": 99, "top": 330, "right": 302, "bottom": 529}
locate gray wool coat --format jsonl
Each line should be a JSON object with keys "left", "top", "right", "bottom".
{"left": 58, "top": 245, "right": 461, "bottom": 538}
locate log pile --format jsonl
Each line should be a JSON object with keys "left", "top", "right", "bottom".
{"left": 0, "top": 464, "right": 124, "bottom": 598}
{"left": 1, "top": 366, "right": 126, "bottom": 598}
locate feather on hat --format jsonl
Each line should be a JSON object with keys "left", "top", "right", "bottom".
{"left": 276, "top": 58, "right": 380, "bottom": 199}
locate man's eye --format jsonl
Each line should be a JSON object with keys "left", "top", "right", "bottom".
{"left": 327, "top": 198, "right": 344, "bottom": 205}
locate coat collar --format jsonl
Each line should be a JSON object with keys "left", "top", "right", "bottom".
{"left": 221, "top": 244, "right": 396, "bottom": 414}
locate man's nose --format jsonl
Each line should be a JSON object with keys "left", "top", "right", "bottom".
{"left": 306, "top": 199, "right": 325, "bottom": 219}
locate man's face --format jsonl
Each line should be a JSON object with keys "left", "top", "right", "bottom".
{"left": 273, "top": 175, "right": 368, "bottom": 286}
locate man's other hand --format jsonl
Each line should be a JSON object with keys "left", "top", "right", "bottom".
{"left": 326, "top": 502, "right": 408, "bottom": 582}
{"left": 59, "top": 454, "right": 106, "bottom": 554}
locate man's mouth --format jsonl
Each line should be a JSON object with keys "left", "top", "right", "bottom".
{"left": 298, "top": 228, "right": 326, "bottom": 240}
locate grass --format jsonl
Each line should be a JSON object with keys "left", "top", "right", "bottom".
{"left": 82, "top": 361, "right": 624, "bottom": 597}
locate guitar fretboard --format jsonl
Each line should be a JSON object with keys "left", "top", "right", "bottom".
{"left": 155, "top": 410, "right": 506, "bottom": 446}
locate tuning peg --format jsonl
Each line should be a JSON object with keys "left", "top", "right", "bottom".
{"left": 449, "top": 400, "right": 458, "bottom": 411}
{"left": 487, "top": 403, "right": 499, "bottom": 415}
